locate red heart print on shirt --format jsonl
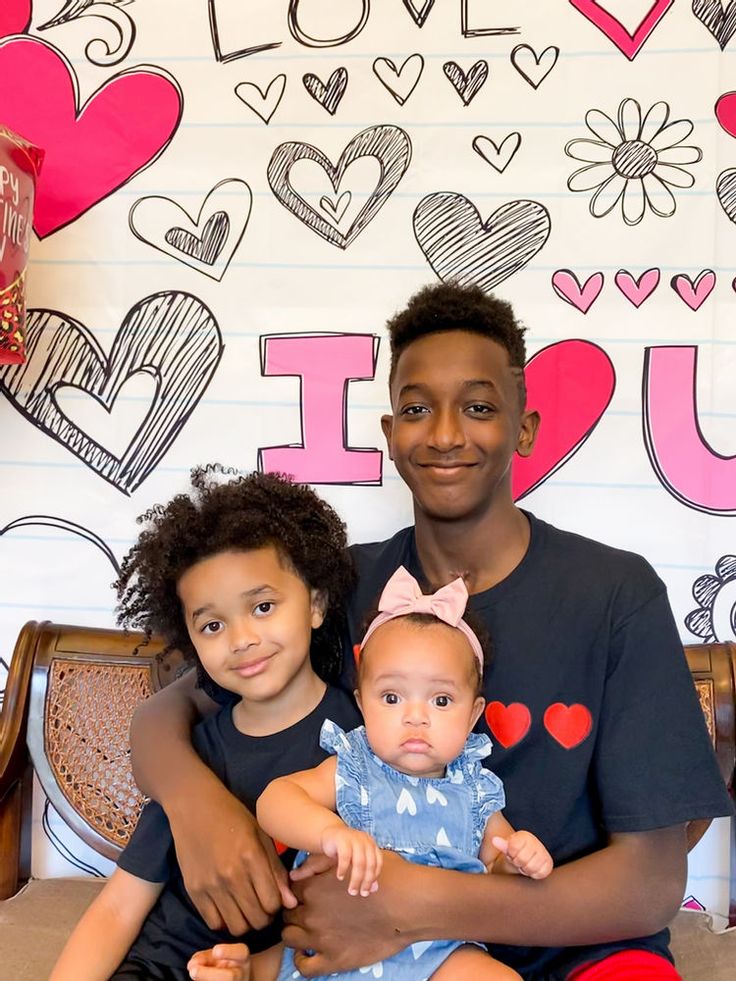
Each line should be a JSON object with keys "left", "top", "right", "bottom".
{"left": 485, "top": 702, "right": 532, "bottom": 748}
{"left": 543, "top": 703, "right": 593, "bottom": 749}
{"left": 0, "top": 37, "right": 182, "bottom": 238}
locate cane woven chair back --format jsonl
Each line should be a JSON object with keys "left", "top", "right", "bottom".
{"left": 26, "top": 622, "right": 186, "bottom": 860}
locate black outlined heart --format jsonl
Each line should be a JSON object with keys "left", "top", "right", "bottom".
{"left": 165, "top": 213, "right": 230, "bottom": 264}
{"left": 472, "top": 133, "right": 522, "bottom": 173}
{"left": 442, "top": 60, "right": 488, "bottom": 105}
{"left": 373, "top": 54, "right": 424, "bottom": 105}
{"left": 267, "top": 125, "right": 412, "bottom": 249}
{"left": 234, "top": 74, "right": 286, "bottom": 124}
{"left": 413, "top": 194, "right": 551, "bottom": 291}
{"left": 510, "top": 44, "right": 559, "bottom": 88}
{"left": 0, "top": 292, "right": 224, "bottom": 494}
{"left": 692, "top": 0, "right": 736, "bottom": 50}
{"left": 303, "top": 67, "right": 348, "bottom": 115}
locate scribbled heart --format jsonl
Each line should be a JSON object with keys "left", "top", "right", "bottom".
{"left": 543, "top": 703, "right": 592, "bottom": 749}
{"left": 373, "top": 54, "right": 424, "bottom": 105}
{"left": 0, "top": 293, "right": 224, "bottom": 494}
{"left": 715, "top": 91, "right": 736, "bottom": 138}
{"left": 442, "top": 60, "right": 488, "bottom": 106}
{"left": 234, "top": 74, "right": 286, "bottom": 124}
{"left": 568, "top": 0, "right": 674, "bottom": 60}
{"left": 129, "top": 180, "right": 252, "bottom": 281}
{"left": 401, "top": 0, "right": 435, "bottom": 27}
{"left": 0, "top": 37, "right": 182, "bottom": 238}
{"left": 512, "top": 340, "right": 616, "bottom": 500}
{"left": 303, "top": 67, "right": 348, "bottom": 115}
{"left": 551, "top": 270, "right": 604, "bottom": 314}
{"left": 268, "top": 125, "right": 412, "bottom": 250}
{"left": 0, "top": 1, "right": 31, "bottom": 37}
{"left": 319, "top": 191, "right": 352, "bottom": 223}
{"left": 413, "top": 194, "right": 550, "bottom": 292}
{"left": 716, "top": 167, "right": 736, "bottom": 222}
{"left": 510, "top": 44, "right": 559, "bottom": 88}
{"left": 693, "top": 0, "right": 736, "bottom": 50}
{"left": 485, "top": 702, "right": 531, "bottom": 749}
{"left": 670, "top": 270, "right": 716, "bottom": 310}
{"left": 472, "top": 133, "right": 521, "bottom": 174}
{"left": 614, "top": 268, "right": 661, "bottom": 307}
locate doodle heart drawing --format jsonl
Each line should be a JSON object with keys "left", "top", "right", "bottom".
{"left": 303, "top": 68, "right": 349, "bottom": 115}
{"left": 692, "top": 0, "right": 736, "bottom": 50}
{"left": 235, "top": 74, "right": 286, "bottom": 124}
{"left": 443, "top": 60, "right": 489, "bottom": 106}
{"left": 510, "top": 45, "right": 559, "bottom": 89}
{"left": 0, "top": 37, "right": 182, "bottom": 238}
{"left": 0, "top": 292, "right": 224, "bottom": 495}
{"left": 413, "top": 193, "right": 551, "bottom": 292}
{"left": 568, "top": 1, "right": 674, "bottom": 60}
{"left": 472, "top": 133, "right": 522, "bottom": 174}
{"left": 373, "top": 54, "right": 425, "bottom": 106}
{"left": 129, "top": 180, "right": 252, "bottom": 281}
{"left": 267, "top": 125, "right": 412, "bottom": 250}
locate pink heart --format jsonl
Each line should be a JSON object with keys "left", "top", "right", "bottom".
{"left": 512, "top": 340, "right": 615, "bottom": 500}
{"left": 568, "top": 1, "right": 674, "bottom": 60}
{"left": 715, "top": 91, "right": 736, "bottom": 139}
{"left": 0, "top": 37, "right": 182, "bottom": 238}
{"left": 0, "top": 1, "right": 30, "bottom": 38}
{"left": 670, "top": 270, "right": 716, "bottom": 310}
{"left": 614, "top": 267, "right": 660, "bottom": 307}
{"left": 551, "top": 269, "right": 604, "bottom": 314}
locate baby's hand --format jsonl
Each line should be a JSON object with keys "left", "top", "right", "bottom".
{"left": 187, "top": 943, "right": 251, "bottom": 980}
{"left": 320, "top": 825, "right": 382, "bottom": 897}
{"left": 492, "top": 831, "right": 553, "bottom": 880}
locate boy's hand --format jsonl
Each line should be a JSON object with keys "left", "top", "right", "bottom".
{"left": 319, "top": 825, "right": 382, "bottom": 897}
{"left": 188, "top": 943, "right": 250, "bottom": 980}
{"left": 171, "top": 786, "right": 296, "bottom": 934}
{"left": 492, "top": 831, "right": 553, "bottom": 879}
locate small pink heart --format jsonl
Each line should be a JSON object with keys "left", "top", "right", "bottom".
{"left": 512, "top": 339, "right": 615, "bottom": 500}
{"left": 670, "top": 270, "right": 716, "bottom": 310}
{"left": 614, "top": 268, "right": 660, "bottom": 307}
{"left": 716, "top": 91, "right": 736, "bottom": 139}
{"left": 0, "top": 1, "right": 31, "bottom": 38}
{"left": 551, "top": 269, "right": 604, "bottom": 314}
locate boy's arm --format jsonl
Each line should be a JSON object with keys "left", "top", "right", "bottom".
{"left": 282, "top": 823, "right": 688, "bottom": 977}
{"left": 50, "top": 868, "right": 163, "bottom": 981}
{"left": 130, "top": 670, "right": 289, "bottom": 935}
{"left": 257, "top": 757, "right": 341, "bottom": 853}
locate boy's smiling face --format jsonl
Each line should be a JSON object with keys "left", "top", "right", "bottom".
{"left": 381, "top": 330, "right": 538, "bottom": 524}
{"left": 177, "top": 546, "right": 325, "bottom": 708}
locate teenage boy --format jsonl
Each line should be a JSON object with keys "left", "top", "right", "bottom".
{"left": 130, "top": 283, "right": 732, "bottom": 980}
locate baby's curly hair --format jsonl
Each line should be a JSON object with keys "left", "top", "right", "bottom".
{"left": 115, "top": 466, "right": 354, "bottom": 690}
{"left": 386, "top": 281, "right": 528, "bottom": 406}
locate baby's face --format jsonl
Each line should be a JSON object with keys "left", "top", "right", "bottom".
{"left": 356, "top": 618, "right": 485, "bottom": 779}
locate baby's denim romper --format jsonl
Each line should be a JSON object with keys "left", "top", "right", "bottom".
{"left": 276, "top": 720, "right": 505, "bottom": 981}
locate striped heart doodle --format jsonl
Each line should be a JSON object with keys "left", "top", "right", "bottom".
{"left": 0, "top": 293, "right": 224, "bottom": 494}
{"left": 692, "top": 0, "right": 736, "bottom": 50}
{"left": 442, "top": 60, "right": 489, "bottom": 106}
{"left": 268, "top": 125, "right": 412, "bottom": 249}
{"left": 129, "top": 180, "right": 252, "bottom": 281}
{"left": 303, "top": 67, "right": 348, "bottom": 115}
{"left": 413, "top": 194, "right": 550, "bottom": 291}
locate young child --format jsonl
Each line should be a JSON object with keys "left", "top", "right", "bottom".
{"left": 50, "top": 467, "right": 361, "bottom": 981}
{"left": 256, "top": 565, "right": 554, "bottom": 981}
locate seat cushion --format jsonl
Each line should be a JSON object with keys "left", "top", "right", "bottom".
{"left": 669, "top": 909, "right": 736, "bottom": 980}
{"left": 0, "top": 877, "right": 105, "bottom": 980}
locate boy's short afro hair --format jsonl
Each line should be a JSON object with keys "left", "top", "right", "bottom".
{"left": 115, "top": 466, "right": 354, "bottom": 687}
{"left": 386, "top": 281, "right": 528, "bottom": 404}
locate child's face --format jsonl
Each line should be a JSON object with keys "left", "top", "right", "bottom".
{"left": 356, "top": 618, "right": 485, "bottom": 779}
{"left": 177, "top": 546, "right": 324, "bottom": 706}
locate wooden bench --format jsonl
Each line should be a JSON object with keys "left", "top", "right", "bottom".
{"left": 0, "top": 621, "right": 734, "bottom": 980}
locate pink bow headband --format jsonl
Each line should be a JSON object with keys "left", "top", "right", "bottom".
{"left": 359, "top": 566, "right": 484, "bottom": 669}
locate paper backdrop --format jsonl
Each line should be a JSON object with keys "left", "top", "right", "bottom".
{"left": 0, "top": 0, "right": 733, "bottom": 924}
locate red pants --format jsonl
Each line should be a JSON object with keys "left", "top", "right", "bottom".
{"left": 568, "top": 951, "right": 682, "bottom": 980}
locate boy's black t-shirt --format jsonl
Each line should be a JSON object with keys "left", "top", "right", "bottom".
{"left": 346, "top": 512, "right": 734, "bottom": 979}
{"left": 117, "top": 685, "right": 360, "bottom": 969}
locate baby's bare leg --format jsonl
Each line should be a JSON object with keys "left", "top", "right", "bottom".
{"left": 431, "top": 945, "right": 522, "bottom": 980}
{"left": 251, "top": 943, "right": 284, "bottom": 981}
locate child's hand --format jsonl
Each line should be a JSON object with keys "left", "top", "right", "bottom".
{"left": 492, "top": 831, "right": 553, "bottom": 879}
{"left": 187, "top": 943, "right": 251, "bottom": 980}
{"left": 319, "top": 825, "right": 382, "bottom": 897}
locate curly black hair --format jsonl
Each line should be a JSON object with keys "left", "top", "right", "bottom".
{"left": 115, "top": 466, "right": 354, "bottom": 691}
{"left": 386, "top": 281, "right": 528, "bottom": 406}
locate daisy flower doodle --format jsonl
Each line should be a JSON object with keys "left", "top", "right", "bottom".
{"left": 565, "top": 98, "right": 702, "bottom": 226}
